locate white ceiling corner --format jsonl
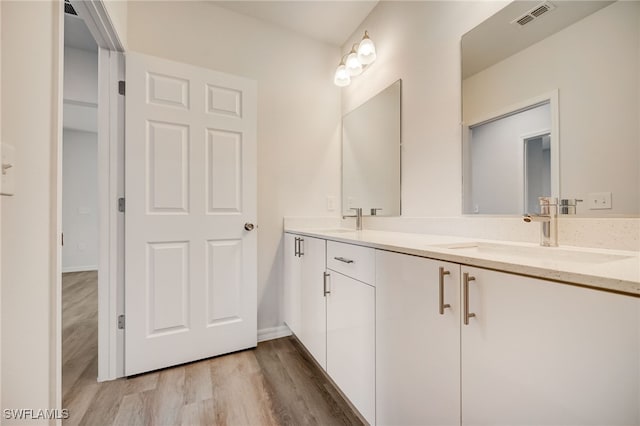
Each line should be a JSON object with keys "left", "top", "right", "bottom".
{"left": 210, "top": 1, "right": 379, "bottom": 47}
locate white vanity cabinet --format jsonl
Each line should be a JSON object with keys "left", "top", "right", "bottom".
{"left": 283, "top": 233, "right": 301, "bottom": 335}
{"left": 375, "top": 250, "right": 461, "bottom": 426}
{"left": 284, "top": 233, "right": 327, "bottom": 369}
{"left": 285, "top": 233, "right": 376, "bottom": 424}
{"left": 284, "top": 230, "right": 640, "bottom": 426}
{"left": 326, "top": 241, "right": 376, "bottom": 425}
{"left": 461, "top": 266, "right": 640, "bottom": 425}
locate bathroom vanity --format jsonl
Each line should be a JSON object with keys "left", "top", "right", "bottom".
{"left": 283, "top": 227, "right": 640, "bottom": 426}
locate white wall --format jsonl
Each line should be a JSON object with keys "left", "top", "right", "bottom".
{"left": 63, "top": 130, "right": 98, "bottom": 272}
{"left": 340, "top": 1, "right": 509, "bottom": 217}
{"left": 64, "top": 46, "right": 98, "bottom": 105}
{"left": 1, "top": 0, "right": 61, "bottom": 419}
{"left": 63, "top": 44, "right": 98, "bottom": 273}
{"left": 0, "top": 0, "right": 3, "bottom": 409}
{"left": 463, "top": 1, "right": 640, "bottom": 215}
{"left": 127, "top": 1, "right": 342, "bottom": 331}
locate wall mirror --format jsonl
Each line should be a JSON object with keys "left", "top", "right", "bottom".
{"left": 462, "top": 0, "right": 639, "bottom": 216}
{"left": 342, "top": 79, "right": 401, "bottom": 217}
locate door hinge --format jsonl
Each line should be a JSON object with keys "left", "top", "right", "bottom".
{"left": 118, "top": 314, "right": 125, "bottom": 329}
{"left": 118, "top": 197, "right": 125, "bottom": 212}
{"left": 118, "top": 80, "right": 125, "bottom": 96}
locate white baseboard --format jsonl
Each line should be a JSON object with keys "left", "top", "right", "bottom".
{"left": 62, "top": 265, "right": 98, "bottom": 273}
{"left": 257, "top": 325, "right": 292, "bottom": 343}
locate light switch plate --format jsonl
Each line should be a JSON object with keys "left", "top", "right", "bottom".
{"left": 1, "top": 144, "right": 16, "bottom": 196}
{"left": 587, "top": 192, "right": 612, "bottom": 210}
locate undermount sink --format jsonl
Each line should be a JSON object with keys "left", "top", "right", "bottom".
{"left": 431, "top": 242, "right": 633, "bottom": 264}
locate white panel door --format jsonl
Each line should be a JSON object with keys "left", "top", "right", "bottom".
{"left": 125, "top": 53, "right": 257, "bottom": 376}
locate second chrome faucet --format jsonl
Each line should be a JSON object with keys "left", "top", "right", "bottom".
{"left": 523, "top": 197, "right": 558, "bottom": 247}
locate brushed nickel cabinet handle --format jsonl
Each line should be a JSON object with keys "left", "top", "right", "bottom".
{"left": 463, "top": 272, "right": 476, "bottom": 325}
{"left": 323, "top": 272, "right": 331, "bottom": 296}
{"left": 298, "top": 238, "right": 304, "bottom": 256}
{"left": 334, "top": 256, "right": 354, "bottom": 264}
{"left": 294, "top": 237, "right": 299, "bottom": 257}
{"left": 439, "top": 267, "right": 451, "bottom": 315}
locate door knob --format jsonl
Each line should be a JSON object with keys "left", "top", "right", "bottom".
{"left": 244, "top": 223, "right": 255, "bottom": 231}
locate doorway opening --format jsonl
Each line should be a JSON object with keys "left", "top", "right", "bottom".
{"left": 61, "top": 0, "right": 100, "bottom": 411}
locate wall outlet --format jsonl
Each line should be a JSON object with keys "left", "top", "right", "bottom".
{"left": 326, "top": 196, "right": 336, "bottom": 212}
{"left": 587, "top": 192, "right": 612, "bottom": 210}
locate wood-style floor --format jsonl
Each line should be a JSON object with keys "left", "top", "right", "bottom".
{"left": 62, "top": 272, "right": 363, "bottom": 426}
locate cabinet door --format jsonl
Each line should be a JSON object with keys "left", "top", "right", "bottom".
{"left": 283, "top": 233, "right": 301, "bottom": 335}
{"left": 461, "top": 266, "right": 640, "bottom": 425}
{"left": 298, "top": 236, "right": 327, "bottom": 369}
{"left": 326, "top": 271, "right": 375, "bottom": 425}
{"left": 376, "top": 250, "right": 461, "bottom": 426}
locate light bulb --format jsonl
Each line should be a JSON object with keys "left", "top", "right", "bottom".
{"left": 345, "top": 51, "right": 363, "bottom": 76}
{"left": 334, "top": 64, "right": 351, "bottom": 87}
{"left": 357, "top": 32, "right": 377, "bottom": 65}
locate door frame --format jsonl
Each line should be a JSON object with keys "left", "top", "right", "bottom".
{"left": 60, "top": 0, "right": 126, "bottom": 390}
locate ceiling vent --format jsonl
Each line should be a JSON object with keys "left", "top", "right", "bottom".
{"left": 511, "top": 2, "right": 556, "bottom": 26}
{"left": 64, "top": 0, "right": 78, "bottom": 16}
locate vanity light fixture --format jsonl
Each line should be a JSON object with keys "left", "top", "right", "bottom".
{"left": 345, "top": 45, "right": 363, "bottom": 76}
{"left": 334, "top": 31, "right": 376, "bottom": 87}
{"left": 334, "top": 57, "right": 351, "bottom": 87}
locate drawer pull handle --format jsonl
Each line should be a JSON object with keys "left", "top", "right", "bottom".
{"left": 463, "top": 272, "right": 476, "bottom": 325}
{"left": 294, "top": 237, "right": 299, "bottom": 257}
{"left": 334, "top": 256, "right": 354, "bottom": 264}
{"left": 439, "top": 267, "right": 451, "bottom": 315}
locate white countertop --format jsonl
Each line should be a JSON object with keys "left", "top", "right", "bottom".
{"left": 285, "top": 227, "right": 640, "bottom": 297}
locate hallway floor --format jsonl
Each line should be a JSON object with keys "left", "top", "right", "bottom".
{"left": 62, "top": 272, "right": 362, "bottom": 425}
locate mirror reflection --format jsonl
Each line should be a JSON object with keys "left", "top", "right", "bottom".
{"left": 342, "top": 80, "right": 401, "bottom": 217}
{"left": 462, "top": 1, "right": 639, "bottom": 216}
{"left": 464, "top": 100, "right": 554, "bottom": 214}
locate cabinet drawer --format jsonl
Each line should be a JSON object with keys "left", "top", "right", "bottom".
{"left": 326, "top": 241, "right": 375, "bottom": 285}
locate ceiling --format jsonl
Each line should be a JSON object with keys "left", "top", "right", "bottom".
{"left": 462, "top": 1, "right": 613, "bottom": 79}
{"left": 211, "top": 1, "right": 379, "bottom": 47}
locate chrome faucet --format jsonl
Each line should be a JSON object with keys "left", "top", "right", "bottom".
{"left": 523, "top": 197, "right": 558, "bottom": 247}
{"left": 559, "top": 198, "right": 583, "bottom": 215}
{"left": 343, "top": 207, "right": 363, "bottom": 230}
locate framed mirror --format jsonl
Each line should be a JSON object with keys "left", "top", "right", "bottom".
{"left": 342, "top": 80, "right": 401, "bottom": 217}
{"left": 462, "top": 1, "right": 639, "bottom": 216}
